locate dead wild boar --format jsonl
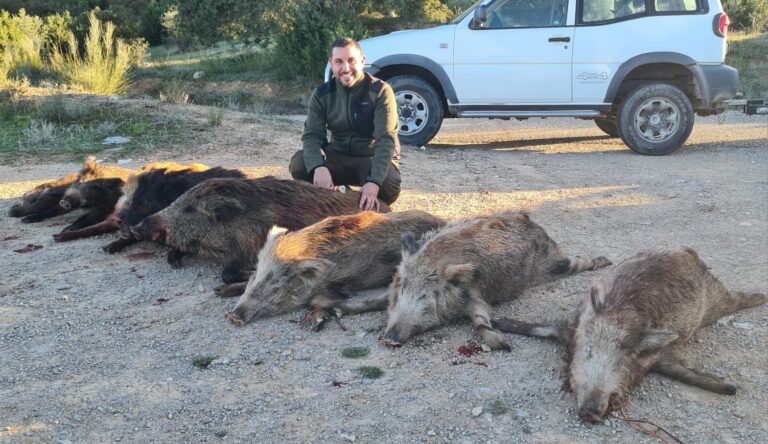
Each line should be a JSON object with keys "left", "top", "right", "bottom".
{"left": 102, "top": 165, "right": 242, "bottom": 253}
{"left": 130, "top": 176, "right": 391, "bottom": 284}
{"left": 226, "top": 210, "right": 445, "bottom": 327}
{"left": 378, "top": 211, "right": 611, "bottom": 350}
{"left": 492, "top": 247, "right": 766, "bottom": 422}
{"left": 53, "top": 162, "right": 209, "bottom": 243}
{"left": 9, "top": 172, "right": 80, "bottom": 221}
{"left": 54, "top": 156, "right": 135, "bottom": 231}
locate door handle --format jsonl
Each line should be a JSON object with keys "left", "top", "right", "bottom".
{"left": 548, "top": 36, "right": 571, "bottom": 42}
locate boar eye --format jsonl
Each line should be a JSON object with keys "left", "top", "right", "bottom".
{"left": 183, "top": 205, "right": 195, "bottom": 213}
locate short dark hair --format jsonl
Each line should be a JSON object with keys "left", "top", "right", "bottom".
{"left": 330, "top": 38, "right": 362, "bottom": 56}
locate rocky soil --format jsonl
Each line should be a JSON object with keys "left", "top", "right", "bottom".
{"left": 1, "top": 103, "right": 766, "bottom": 443}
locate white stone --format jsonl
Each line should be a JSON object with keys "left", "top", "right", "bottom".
{"left": 472, "top": 407, "right": 483, "bottom": 417}
{"left": 101, "top": 136, "right": 131, "bottom": 145}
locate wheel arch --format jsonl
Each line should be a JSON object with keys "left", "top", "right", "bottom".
{"left": 366, "top": 55, "right": 456, "bottom": 117}
{"left": 604, "top": 53, "right": 713, "bottom": 109}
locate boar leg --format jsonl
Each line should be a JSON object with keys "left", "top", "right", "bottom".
{"left": 167, "top": 248, "right": 185, "bottom": 268}
{"left": 21, "top": 205, "right": 69, "bottom": 223}
{"left": 468, "top": 300, "right": 511, "bottom": 351}
{"left": 62, "top": 208, "right": 112, "bottom": 232}
{"left": 53, "top": 218, "right": 119, "bottom": 242}
{"left": 492, "top": 318, "right": 562, "bottom": 340}
{"left": 221, "top": 258, "right": 251, "bottom": 284}
{"left": 103, "top": 237, "right": 137, "bottom": 253}
{"left": 653, "top": 354, "right": 737, "bottom": 395}
{"left": 549, "top": 255, "right": 612, "bottom": 278}
{"left": 330, "top": 290, "right": 390, "bottom": 315}
{"left": 702, "top": 291, "right": 766, "bottom": 325}
{"left": 214, "top": 282, "right": 247, "bottom": 298}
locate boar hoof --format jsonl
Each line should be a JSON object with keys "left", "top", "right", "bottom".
{"left": 167, "top": 249, "right": 184, "bottom": 268}
{"left": 591, "top": 256, "right": 612, "bottom": 270}
{"left": 481, "top": 328, "right": 512, "bottom": 351}
{"left": 214, "top": 283, "right": 246, "bottom": 298}
{"left": 227, "top": 313, "right": 245, "bottom": 326}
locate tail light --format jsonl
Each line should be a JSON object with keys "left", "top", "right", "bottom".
{"left": 713, "top": 13, "right": 729, "bottom": 38}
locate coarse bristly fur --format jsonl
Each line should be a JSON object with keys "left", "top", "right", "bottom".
{"left": 381, "top": 210, "right": 611, "bottom": 350}
{"left": 132, "top": 176, "right": 391, "bottom": 284}
{"left": 492, "top": 247, "right": 766, "bottom": 422}
{"left": 9, "top": 171, "right": 80, "bottom": 219}
{"left": 228, "top": 210, "right": 445, "bottom": 326}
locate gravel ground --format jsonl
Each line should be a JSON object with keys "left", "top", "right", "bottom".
{"left": 1, "top": 104, "right": 767, "bottom": 443}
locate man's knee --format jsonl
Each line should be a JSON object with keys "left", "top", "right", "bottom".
{"left": 289, "top": 150, "right": 310, "bottom": 181}
{"left": 379, "top": 165, "right": 402, "bottom": 205}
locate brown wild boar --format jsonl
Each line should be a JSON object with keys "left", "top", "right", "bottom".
{"left": 9, "top": 172, "right": 80, "bottom": 221}
{"left": 375, "top": 211, "right": 611, "bottom": 350}
{"left": 226, "top": 210, "right": 446, "bottom": 327}
{"left": 492, "top": 247, "right": 766, "bottom": 422}
{"left": 131, "top": 176, "right": 390, "bottom": 284}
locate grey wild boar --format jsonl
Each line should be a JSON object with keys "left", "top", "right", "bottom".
{"left": 373, "top": 211, "right": 610, "bottom": 350}
{"left": 131, "top": 176, "right": 391, "bottom": 283}
{"left": 492, "top": 247, "right": 766, "bottom": 422}
{"left": 226, "top": 210, "right": 446, "bottom": 327}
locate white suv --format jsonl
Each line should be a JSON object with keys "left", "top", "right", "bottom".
{"left": 346, "top": 0, "right": 738, "bottom": 155}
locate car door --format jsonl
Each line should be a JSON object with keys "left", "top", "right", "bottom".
{"left": 453, "top": 0, "right": 574, "bottom": 104}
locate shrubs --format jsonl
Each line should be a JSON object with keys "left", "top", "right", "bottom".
{"left": 48, "top": 12, "right": 134, "bottom": 95}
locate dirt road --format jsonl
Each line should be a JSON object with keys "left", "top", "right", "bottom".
{"left": 1, "top": 106, "right": 766, "bottom": 443}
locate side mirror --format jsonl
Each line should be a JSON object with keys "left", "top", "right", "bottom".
{"left": 471, "top": 5, "right": 488, "bottom": 29}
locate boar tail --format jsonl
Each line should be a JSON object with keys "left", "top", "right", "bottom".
{"left": 732, "top": 291, "right": 766, "bottom": 310}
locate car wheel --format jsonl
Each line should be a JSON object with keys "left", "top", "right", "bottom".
{"left": 387, "top": 75, "right": 444, "bottom": 146}
{"left": 594, "top": 117, "right": 619, "bottom": 137}
{"left": 617, "top": 83, "right": 694, "bottom": 155}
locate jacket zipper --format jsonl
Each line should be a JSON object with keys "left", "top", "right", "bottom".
{"left": 346, "top": 88, "right": 353, "bottom": 155}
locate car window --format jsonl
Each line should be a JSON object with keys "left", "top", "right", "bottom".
{"left": 655, "top": 0, "right": 697, "bottom": 12}
{"left": 581, "top": 0, "right": 646, "bottom": 23}
{"left": 486, "top": 0, "right": 569, "bottom": 28}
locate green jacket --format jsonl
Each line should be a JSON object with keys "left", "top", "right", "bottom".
{"left": 301, "top": 72, "right": 400, "bottom": 186}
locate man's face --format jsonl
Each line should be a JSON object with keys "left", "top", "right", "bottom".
{"left": 330, "top": 45, "right": 365, "bottom": 87}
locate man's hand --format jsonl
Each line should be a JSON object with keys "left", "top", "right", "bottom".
{"left": 313, "top": 167, "right": 333, "bottom": 189}
{"left": 359, "top": 182, "right": 381, "bottom": 211}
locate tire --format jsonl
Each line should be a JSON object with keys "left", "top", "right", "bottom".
{"left": 387, "top": 75, "right": 444, "bottom": 146}
{"left": 617, "top": 83, "right": 694, "bottom": 155}
{"left": 594, "top": 117, "right": 619, "bottom": 137}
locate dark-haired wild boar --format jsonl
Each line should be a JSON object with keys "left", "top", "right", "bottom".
{"left": 102, "top": 164, "right": 240, "bottom": 253}
{"left": 53, "top": 162, "right": 211, "bottom": 243}
{"left": 226, "top": 210, "right": 445, "bottom": 327}
{"left": 54, "top": 156, "right": 135, "bottom": 231}
{"left": 492, "top": 247, "right": 766, "bottom": 422}
{"left": 9, "top": 172, "right": 80, "bottom": 222}
{"left": 131, "top": 176, "right": 391, "bottom": 284}
{"left": 380, "top": 211, "right": 611, "bottom": 350}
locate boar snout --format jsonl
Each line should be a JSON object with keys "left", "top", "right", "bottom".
{"left": 381, "top": 329, "right": 403, "bottom": 347}
{"left": 59, "top": 198, "right": 72, "bottom": 210}
{"left": 578, "top": 392, "right": 609, "bottom": 422}
{"left": 8, "top": 204, "right": 23, "bottom": 217}
{"left": 131, "top": 217, "right": 167, "bottom": 243}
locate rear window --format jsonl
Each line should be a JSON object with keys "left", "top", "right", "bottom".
{"left": 655, "top": 0, "right": 697, "bottom": 12}
{"left": 580, "top": 0, "right": 702, "bottom": 23}
{"left": 582, "top": 0, "right": 646, "bottom": 23}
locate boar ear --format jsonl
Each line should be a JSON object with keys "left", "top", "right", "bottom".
{"left": 213, "top": 200, "right": 245, "bottom": 222}
{"left": 444, "top": 263, "right": 476, "bottom": 286}
{"left": 589, "top": 281, "right": 605, "bottom": 313}
{"left": 401, "top": 232, "right": 420, "bottom": 255}
{"left": 296, "top": 258, "right": 333, "bottom": 280}
{"left": 268, "top": 225, "right": 288, "bottom": 238}
{"left": 637, "top": 330, "right": 679, "bottom": 352}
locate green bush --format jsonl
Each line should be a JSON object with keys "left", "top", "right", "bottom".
{"left": 724, "top": 0, "right": 768, "bottom": 32}
{"left": 48, "top": 12, "right": 133, "bottom": 95}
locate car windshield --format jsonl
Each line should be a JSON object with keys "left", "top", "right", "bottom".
{"left": 450, "top": 0, "right": 486, "bottom": 23}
